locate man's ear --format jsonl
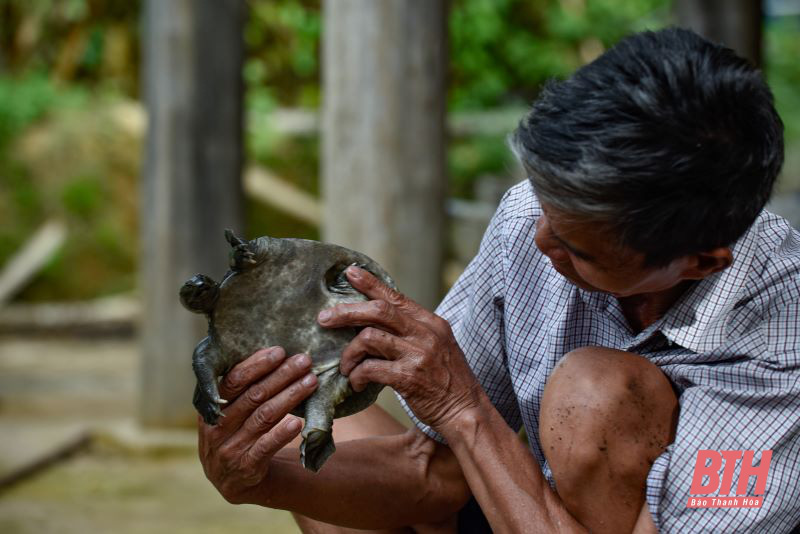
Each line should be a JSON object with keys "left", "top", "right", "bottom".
{"left": 681, "top": 248, "right": 733, "bottom": 280}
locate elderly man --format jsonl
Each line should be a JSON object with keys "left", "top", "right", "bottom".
{"left": 197, "top": 28, "right": 799, "bottom": 533}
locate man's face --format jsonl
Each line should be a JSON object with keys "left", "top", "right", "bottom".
{"left": 534, "top": 203, "right": 693, "bottom": 298}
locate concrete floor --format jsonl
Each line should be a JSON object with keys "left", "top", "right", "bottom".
{"left": 0, "top": 335, "right": 301, "bottom": 534}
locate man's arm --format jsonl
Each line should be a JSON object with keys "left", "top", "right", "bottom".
{"left": 439, "top": 398, "right": 587, "bottom": 533}
{"left": 263, "top": 428, "right": 469, "bottom": 529}
{"left": 324, "top": 267, "right": 589, "bottom": 533}
{"left": 197, "top": 347, "right": 470, "bottom": 530}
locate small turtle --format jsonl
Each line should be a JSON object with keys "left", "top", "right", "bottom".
{"left": 179, "top": 230, "right": 396, "bottom": 472}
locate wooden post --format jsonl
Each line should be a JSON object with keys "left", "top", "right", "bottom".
{"left": 676, "top": 0, "right": 763, "bottom": 67}
{"left": 139, "top": 0, "right": 245, "bottom": 426}
{"left": 322, "top": 0, "right": 447, "bottom": 310}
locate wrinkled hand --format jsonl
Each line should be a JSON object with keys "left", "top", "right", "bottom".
{"left": 318, "top": 266, "right": 483, "bottom": 432}
{"left": 197, "top": 347, "right": 318, "bottom": 504}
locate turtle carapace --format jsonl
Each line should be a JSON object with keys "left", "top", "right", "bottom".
{"left": 180, "top": 230, "right": 395, "bottom": 472}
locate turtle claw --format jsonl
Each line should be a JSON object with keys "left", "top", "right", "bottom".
{"left": 230, "top": 243, "right": 257, "bottom": 270}
{"left": 223, "top": 229, "right": 259, "bottom": 270}
{"left": 193, "top": 385, "right": 225, "bottom": 425}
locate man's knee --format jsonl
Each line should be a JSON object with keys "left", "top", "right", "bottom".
{"left": 540, "top": 346, "right": 679, "bottom": 480}
{"left": 543, "top": 346, "right": 677, "bottom": 417}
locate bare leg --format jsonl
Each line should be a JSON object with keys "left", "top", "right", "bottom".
{"left": 539, "top": 347, "right": 679, "bottom": 534}
{"left": 292, "top": 404, "right": 457, "bottom": 534}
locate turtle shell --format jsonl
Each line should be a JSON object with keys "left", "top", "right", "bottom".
{"left": 209, "top": 237, "right": 394, "bottom": 418}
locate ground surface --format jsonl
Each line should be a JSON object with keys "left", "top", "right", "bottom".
{"left": 0, "top": 335, "right": 301, "bottom": 534}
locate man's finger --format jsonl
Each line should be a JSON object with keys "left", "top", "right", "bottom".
{"left": 243, "top": 416, "right": 303, "bottom": 477}
{"left": 348, "top": 358, "right": 400, "bottom": 392}
{"left": 218, "top": 353, "right": 312, "bottom": 434}
{"left": 345, "top": 266, "right": 427, "bottom": 317}
{"left": 317, "top": 299, "right": 421, "bottom": 337}
{"left": 225, "top": 372, "right": 318, "bottom": 451}
{"left": 339, "top": 327, "right": 416, "bottom": 376}
{"left": 218, "top": 347, "right": 287, "bottom": 400}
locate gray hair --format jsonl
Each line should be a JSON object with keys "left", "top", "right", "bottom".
{"left": 507, "top": 28, "right": 783, "bottom": 266}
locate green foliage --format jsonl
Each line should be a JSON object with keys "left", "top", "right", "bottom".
{"left": 0, "top": 165, "right": 45, "bottom": 267}
{"left": 17, "top": 222, "right": 136, "bottom": 301}
{"left": 4, "top": 165, "right": 43, "bottom": 224}
{"left": 245, "top": 88, "right": 279, "bottom": 164}
{"left": 448, "top": 0, "right": 670, "bottom": 109}
{"left": 0, "top": 74, "right": 79, "bottom": 150}
{"left": 243, "top": 0, "right": 671, "bottom": 109}
{"left": 245, "top": 134, "right": 319, "bottom": 241}
{"left": 0, "top": 74, "right": 86, "bottom": 279}
{"left": 0, "top": 74, "right": 138, "bottom": 301}
{"left": 60, "top": 175, "right": 104, "bottom": 220}
{"left": 245, "top": 0, "right": 322, "bottom": 107}
{"left": 448, "top": 135, "right": 514, "bottom": 198}
{"left": 766, "top": 16, "right": 800, "bottom": 142}
{"left": 0, "top": 0, "right": 141, "bottom": 94}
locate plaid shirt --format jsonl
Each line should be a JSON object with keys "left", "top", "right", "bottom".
{"left": 399, "top": 180, "right": 800, "bottom": 533}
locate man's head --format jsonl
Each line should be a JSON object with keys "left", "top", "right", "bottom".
{"left": 510, "top": 27, "right": 784, "bottom": 295}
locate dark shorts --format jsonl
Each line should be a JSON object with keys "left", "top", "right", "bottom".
{"left": 455, "top": 497, "right": 800, "bottom": 533}
{"left": 457, "top": 497, "right": 492, "bottom": 533}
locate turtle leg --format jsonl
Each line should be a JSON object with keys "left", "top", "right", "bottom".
{"left": 192, "top": 337, "right": 228, "bottom": 425}
{"left": 224, "top": 229, "right": 258, "bottom": 271}
{"left": 300, "top": 367, "right": 352, "bottom": 472}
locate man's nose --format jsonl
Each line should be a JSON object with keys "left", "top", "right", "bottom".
{"left": 535, "top": 217, "right": 569, "bottom": 263}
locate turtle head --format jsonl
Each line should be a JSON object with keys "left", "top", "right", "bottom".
{"left": 179, "top": 274, "right": 220, "bottom": 314}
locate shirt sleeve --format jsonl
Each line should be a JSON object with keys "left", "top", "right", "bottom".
{"left": 396, "top": 192, "right": 523, "bottom": 443}
{"left": 646, "top": 300, "right": 800, "bottom": 533}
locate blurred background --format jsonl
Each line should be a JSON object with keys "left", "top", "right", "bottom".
{"left": 0, "top": 0, "right": 798, "bottom": 532}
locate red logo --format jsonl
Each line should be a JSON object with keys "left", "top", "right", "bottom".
{"left": 686, "top": 450, "right": 772, "bottom": 508}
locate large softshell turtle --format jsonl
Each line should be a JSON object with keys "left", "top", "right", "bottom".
{"left": 179, "top": 230, "right": 396, "bottom": 472}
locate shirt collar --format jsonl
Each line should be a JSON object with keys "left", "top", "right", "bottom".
{"left": 658, "top": 217, "right": 761, "bottom": 353}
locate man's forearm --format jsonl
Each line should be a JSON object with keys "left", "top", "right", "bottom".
{"left": 257, "top": 430, "right": 470, "bottom": 529}
{"left": 442, "top": 395, "right": 587, "bottom": 534}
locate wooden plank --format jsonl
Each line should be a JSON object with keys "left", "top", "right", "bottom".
{"left": 251, "top": 106, "right": 528, "bottom": 137}
{"left": 244, "top": 165, "right": 321, "bottom": 226}
{"left": 0, "top": 220, "right": 66, "bottom": 306}
{"left": 0, "top": 427, "right": 91, "bottom": 492}
{"left": 0, "top": 295, "right": 138, "bottom": 335}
